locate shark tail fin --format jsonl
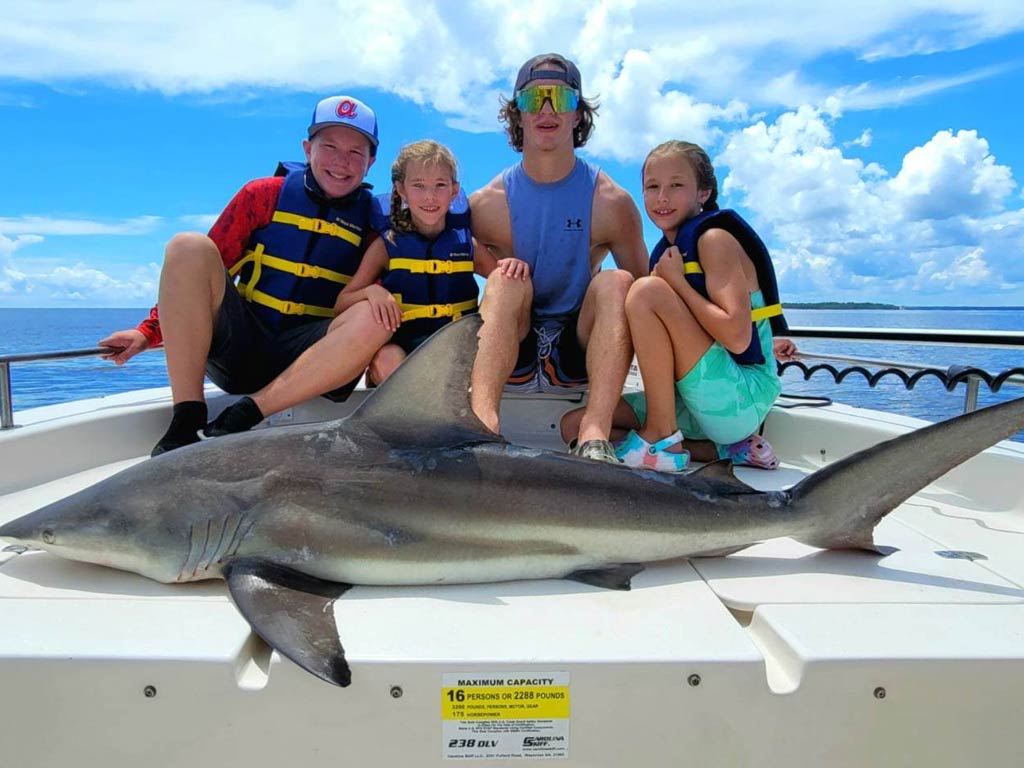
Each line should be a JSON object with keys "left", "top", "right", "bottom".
{"left": 789, "top": 396, "right": 1024, "bottom": 553}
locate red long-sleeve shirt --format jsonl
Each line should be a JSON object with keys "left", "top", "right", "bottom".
{"left": 136, "top": 176, "right": 284, "bottom": 347}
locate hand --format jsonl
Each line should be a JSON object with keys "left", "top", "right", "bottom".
{"left": 652, "top": 245, "right": 683, "bottom": 284}
{"left": 365, "top": 284, "right": 402, "bottom": 332}
{"left": 773, "top": 337, "right": 798, "bottom": 361}
{"left": 98, "top": 329, "right": 149, "bottom": 365}
{"left": 496, "top": 258, "right": 530, "bottom": 281}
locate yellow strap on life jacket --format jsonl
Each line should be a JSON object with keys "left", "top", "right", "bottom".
{"left": 751, "top": 303, "right": 783, "bottom": 322}
{"left": 272, "top": 211, "right": 362, "bottom": 247}
{"left": 396, "top": 296, "right": 478, "bottom": 322}
{"left": 229, "top": 243, "right": 266, "bottom": 301}
{"left": 678, "top": 258, "right": 779, "bottom": 323}
{"left": 388, "top": 258, "right": 474, "bottom": 275}
{"left": 234, "top": 287, "right": 336, "bottom": 319}
{"left": 232, "top": 244, "right": 351, "bottom": 293}
{"left": 254, "top": 252, "right": 352, "bottom": 284}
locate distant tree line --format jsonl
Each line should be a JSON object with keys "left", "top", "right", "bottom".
{"left": 784, "top": 302, "right": 898, "bottom": 309}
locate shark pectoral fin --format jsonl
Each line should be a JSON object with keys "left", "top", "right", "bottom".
{"left": 867, "top": 544, "right": 899, "bottom": 557}
{"left": 223, "top": 558, "right": 354, "bottom": 687}
{"left": 566, "top": 563, "right": 644, "bottom": 591}
{"left": 692, "top": 459, "right": 757, "bottom": 490}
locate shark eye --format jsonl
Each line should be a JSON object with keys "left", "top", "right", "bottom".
{"left": 42, "top": 529, "right": 55, "bottom": 544}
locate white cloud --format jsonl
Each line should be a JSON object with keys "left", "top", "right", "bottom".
{"left": 845, "top": 129, "right": 873, "bottom": 149}
{"left": 2, "top": 1, "right": 1022, "bottom": 158}
{"left": 718, "top": 106, "right": 1021, "bottom": 302}
{"left": 924, "top": 247, "right": 992, "bottom": 288}
{"left": 889, "top": 129, "right": 1015, "bottom": 220}
{"left": 3, "top": 1, "right": 1024, "bottom": 304}
{"left": 0, "top": 221, "right": 161, "bottom": 305}
{"left": 831, "top": 64, "right": 1017, "bottom": 111}
{"left": 0, "top": 216, "right": 162, "bottom": 236}
{"left": 33, "top": 262, "right": 159, "bottom": 303}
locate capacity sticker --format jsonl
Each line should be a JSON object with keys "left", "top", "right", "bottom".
{"left": 441, "top": 672, "right": 570, "bottom": 760}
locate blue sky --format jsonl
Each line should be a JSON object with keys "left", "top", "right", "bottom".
{"left": 2, "top": 1, "right": 1023, "bottom": 308}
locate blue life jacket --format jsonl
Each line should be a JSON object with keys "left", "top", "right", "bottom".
{"left": 649, "top": 209, "right": 788, "bottom": 364}
{"left": 231, "top": 162, "right": 373, "bottom": 332}
{"left": 374, "top": 190, "right": 478, "bottom": 338}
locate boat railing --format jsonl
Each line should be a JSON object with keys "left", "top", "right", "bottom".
{"left": 2, "top": 327, "right": 1023, "bottom": 430}
{"left": 0, "top": 346, "right": 123, "bottom": 430}
{"left": 785, "top": 326, "right": 1024, "bottom": 412}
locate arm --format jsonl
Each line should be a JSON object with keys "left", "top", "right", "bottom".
{"left": 654, "top": 229, "right": 753, "bottom": 353}
{"left": 469, "top": 181, "right": 514, "bottom": 262}
{"left": 472, "top": 236, "right": 498, "bottom": 278}
{"left": 469, "top": 181, "right": 529, "bottom": 281}
{"left": 592, "top": 173, "right": 648, "bottom": 279}
{"left": 773, "top": 337, "right": 798, "bottom": 360}
{"left": 474, "top": 239, "right": 531, "bottom": 281}
{"left": 334, "top": 238, "right": 402, "bottom": 330}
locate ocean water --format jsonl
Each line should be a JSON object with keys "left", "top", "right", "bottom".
{"left": 779, "top": 308, "right": 1024, "bottom": 443}
{"left": 1, "top": 307, "right": 1022, "bottom": 442}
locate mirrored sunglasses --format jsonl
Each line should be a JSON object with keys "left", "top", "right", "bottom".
{"left": 514, "top": 85, "right": 580, "bottom": 114}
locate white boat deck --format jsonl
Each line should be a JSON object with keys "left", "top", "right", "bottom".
{"left": 1, "top": 387, "right": 1022, "bottom": 766}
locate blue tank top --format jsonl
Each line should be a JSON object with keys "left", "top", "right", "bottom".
{"left": 503, "top": 158, "right": 598, "bottom": 317}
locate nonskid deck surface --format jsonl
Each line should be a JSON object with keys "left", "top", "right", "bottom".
{"left": 1, "top": 388, "right": 1023, "bottom": 766}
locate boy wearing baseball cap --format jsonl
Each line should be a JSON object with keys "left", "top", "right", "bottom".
{"left": 101, "top": 95, "right": 389, "bottom": 456}
{"left": 469, "top": 54, "right": 648, "bottom": 463}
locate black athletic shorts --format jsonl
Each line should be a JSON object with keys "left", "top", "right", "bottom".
{"left": 389, "top": 324, "right": 435, "bottom": 356}
{"left": 506, "top": 312, "right": 588, "bottom": 392}
{"left": 205, "top": 271, "right": 360, "bottom": 402}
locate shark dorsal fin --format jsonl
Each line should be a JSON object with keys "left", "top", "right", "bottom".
{"left": 692, "top": 459, "right": 756, "bottom": 490}
{"left": 347, "top": 314, "right": 502, "bottom": 448}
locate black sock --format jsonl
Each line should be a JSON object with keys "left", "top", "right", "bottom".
{"left": 151, "top": 401, "right": 208, "bottom": 457}
{"left": 204, "top": 396, "right": 265, "bottom": 437}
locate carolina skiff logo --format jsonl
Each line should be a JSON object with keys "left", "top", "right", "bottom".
{"left": 564, "top": 217, "right": 583, "bottom": 231}
{"left": 523, "top": 736, "right": 566, "bottom": 748}
{"left": 336, "top": 99, "right": 358, "bottom": 119}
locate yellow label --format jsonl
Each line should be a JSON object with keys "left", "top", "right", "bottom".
{"left": 441, "top": 686, "right": 571, "bottom": 720}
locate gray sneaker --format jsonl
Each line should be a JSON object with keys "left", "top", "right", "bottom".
{"left": 571, "top": 439, "right": 621, "bottom": 465}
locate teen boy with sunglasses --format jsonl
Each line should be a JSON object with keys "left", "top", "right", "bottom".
{"left": 470, "top": 53, "right": 648, "bottom": 463}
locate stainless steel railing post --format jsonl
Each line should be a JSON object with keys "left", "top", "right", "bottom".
{"left": 963, "top": 374, "right": 981, "bottom": 414}
{"left": 0, "top": 361, "right": 14, "bottom": 430}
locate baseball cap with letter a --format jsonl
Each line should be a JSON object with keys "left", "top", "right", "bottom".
{"left": 308, "top": 95, "right": 379, "bottom": 149}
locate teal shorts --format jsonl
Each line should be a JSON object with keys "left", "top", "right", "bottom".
{"left": 623, "top": 333, "right": 781, "bottom": 446}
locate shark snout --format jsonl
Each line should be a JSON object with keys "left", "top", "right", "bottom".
{"left": 0, "top": 511, "right": 49, "bottom": 548}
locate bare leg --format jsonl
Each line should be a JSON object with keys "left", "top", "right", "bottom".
{"left": 367, "top": 344, "right": 407, "bottom": 385}
{"left": 157, "top": 233, "right": 226, "bottom": 404}
{"left": 470, "top": 273, "right": 532, "bottom": 434}
{"left": 250, "top": 301, "right": 392, "bottom": 416}
{"left": 575, "top": 270, "right": 634, "bottom": 444}
{"left": 625, "top": 276, "right": 712, "bottom": 447}
{"left": 560, "top": 398, "right": 639, "bottom": 446}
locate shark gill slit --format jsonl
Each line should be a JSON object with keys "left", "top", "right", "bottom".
{"left": 190, "top": 518, "right": 214, "bottom": 578}
{"left": 218, "top": 513, "right": 250, "bottom": 564}
{"left": 177, "top": 522, "right": 200, "bottom": 582}
{"left": 223, "top": 515, "right": 258, "bottom": 562}
{"left": 198, "top": 514, "right": 232, "bottom": 573}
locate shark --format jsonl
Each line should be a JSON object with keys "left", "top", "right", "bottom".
{"left": 2, "top": 314, "right": 1023, "bottom": 687}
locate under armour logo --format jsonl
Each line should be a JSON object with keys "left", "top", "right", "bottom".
{"left": 565, "top": 217, "right": 583, "bottom": 231}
